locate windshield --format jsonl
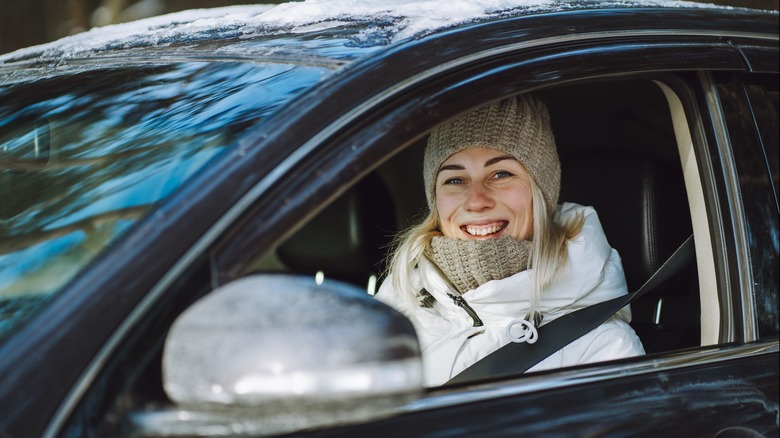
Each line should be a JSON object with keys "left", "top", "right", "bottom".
{"left": 0, "top": 60, "right": 332, "bottom": 342}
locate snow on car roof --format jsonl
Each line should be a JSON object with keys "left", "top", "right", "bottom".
{"left": 0, "top": 0, "right": 728, "bottom": 64}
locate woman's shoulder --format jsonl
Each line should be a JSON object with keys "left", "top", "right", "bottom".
{"left": 558, "top": 202, "right": 601, "bottom": 231}
{"left": 558, "top": 202, "right": 611, "bottom": 257}
{"left": 539, "top": 202, "right": 626, "bottom": 307}
{"left": 374, "top": 259, "right": 438, "bottom": 311}
{"left": 375, "top": 275, "right": 409, "bottom": 309}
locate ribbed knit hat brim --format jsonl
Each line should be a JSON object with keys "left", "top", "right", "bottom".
{"left": 423, "top": 95, "right": 560, "bottom": 215}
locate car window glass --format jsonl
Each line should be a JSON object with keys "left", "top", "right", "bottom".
{"left": 743, "top": 74, "right": 779, "bottom": 210}
{"left": 0, "top": 61, "right": 332, "bottom": 343}
{"left": 741, "top": 74, "right": 780, "bottom": 339}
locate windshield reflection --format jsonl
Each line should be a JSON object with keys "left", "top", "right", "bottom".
{"left": 0, "top": 61, "right": 331, "bottom": 341}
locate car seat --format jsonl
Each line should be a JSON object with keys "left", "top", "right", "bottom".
{"left": 560, "top": 151, "right": 699, "bottom": 353}
{"left": 276, "top": 172, "right": 398, "bottom": 294}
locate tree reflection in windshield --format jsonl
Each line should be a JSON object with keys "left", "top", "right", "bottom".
{"left": 0, "top": 60, "right": 331, "bottom": 341}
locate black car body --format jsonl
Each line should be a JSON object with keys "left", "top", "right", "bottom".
{"left": 0, "top": 1, "right": 777, "bottom": 436}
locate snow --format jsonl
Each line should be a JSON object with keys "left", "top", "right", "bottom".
{"left": 0, "top": 0, "right": 734, "bottom": 63}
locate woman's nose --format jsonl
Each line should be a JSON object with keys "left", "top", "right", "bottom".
{"left": 465, "top": 184, "right": 494, "bottom": 211}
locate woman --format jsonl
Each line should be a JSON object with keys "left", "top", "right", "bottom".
{"left": 375, "top": 95, "right": 644, "bottom": 387}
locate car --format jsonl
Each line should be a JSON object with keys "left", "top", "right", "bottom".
{"left": 0, "top": 1, "right": 777, "bottom": 436}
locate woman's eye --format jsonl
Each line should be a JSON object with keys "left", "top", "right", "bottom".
{"left": 443, "top": 177, "right": 464, "bottom": 185}
{"left": 492, "top": 171, "right": 514, "bottom": 179}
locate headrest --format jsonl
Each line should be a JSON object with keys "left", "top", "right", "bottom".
{"left": 277, "top": 173, "right": 397, "bottom": 283}
{"left": 561, "top": 151, "right": 691, "bottom": 291}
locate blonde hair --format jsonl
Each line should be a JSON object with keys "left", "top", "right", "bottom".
{"left": 385, "top": 176, "right": 583, "bottom": 321}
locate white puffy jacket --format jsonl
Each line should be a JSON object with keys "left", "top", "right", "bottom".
{"left": 376, "top": 203, "right": 645, "bottom": 387}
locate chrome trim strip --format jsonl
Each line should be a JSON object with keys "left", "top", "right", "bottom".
{"left": 406, "top": 341, "right": 779, "bottom": 412}
{"left": 45, "top": 26, "right": 778, "bottom": 437}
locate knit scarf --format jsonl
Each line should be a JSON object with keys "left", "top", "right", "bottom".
{"left": 425, "top": 235, "right": 531, "bottom": 294}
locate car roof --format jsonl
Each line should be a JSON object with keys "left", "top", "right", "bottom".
{"left": 0, "top": 1, "right": 759, "bottom": 68}
{"left": 1, "top": 1, "right": 775, "bottom": 87}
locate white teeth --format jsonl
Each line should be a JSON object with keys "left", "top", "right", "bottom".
{"left": 466, "top": 224, "right": 502, "bottom": 236}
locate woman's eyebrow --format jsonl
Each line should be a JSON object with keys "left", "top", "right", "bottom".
{"left": 485, "top": 155, "right": 515, "bottom": 167}
{"left": 438, "top": 164, "right": 464, "bottom": 173}
{"left": 437, "top": 155, "right": 516, "bottom": 176}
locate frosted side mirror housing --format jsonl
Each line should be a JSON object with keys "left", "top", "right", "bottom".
{"left": 161, "top": 274, "right": 422, "bottom": 435}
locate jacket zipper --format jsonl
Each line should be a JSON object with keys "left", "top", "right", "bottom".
{"left": 448, "top": 294, "right": 484, "bottom": 327}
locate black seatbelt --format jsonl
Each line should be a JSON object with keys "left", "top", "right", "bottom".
{"left": 446, "top": 235, "right": 695, "bottom": 385}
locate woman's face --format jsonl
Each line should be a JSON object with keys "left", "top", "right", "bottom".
{"left": 435, "top": 147, "right": 534, "bottom": 241}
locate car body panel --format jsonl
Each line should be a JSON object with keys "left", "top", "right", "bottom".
{"left": 0, "top": 3, "right": 777, "bottom": 437}
{"left": 308, "top": 345, "right": 779, "bottom": 437}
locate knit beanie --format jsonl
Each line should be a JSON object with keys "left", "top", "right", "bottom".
{"left": 424, "top": 95, "right": 560, "bottom": 215}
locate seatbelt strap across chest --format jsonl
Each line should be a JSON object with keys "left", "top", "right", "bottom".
{"left": 446, "top": 235, "right": 695, "bottom": 385}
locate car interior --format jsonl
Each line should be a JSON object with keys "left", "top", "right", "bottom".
{"left": 253, "top": 78, "right": 700, "bottom": 355}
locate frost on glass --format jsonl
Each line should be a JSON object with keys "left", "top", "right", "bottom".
{"left": 0, "top": 61, "right": 331, "bottom": 342}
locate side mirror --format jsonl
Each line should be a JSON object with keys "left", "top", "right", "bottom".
{"left": 159, "top": 274, "right": 422, "bottom": 435}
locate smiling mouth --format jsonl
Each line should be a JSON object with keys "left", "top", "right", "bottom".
{"left": 462, "top": 221, "right": 508, "bottom": 237}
